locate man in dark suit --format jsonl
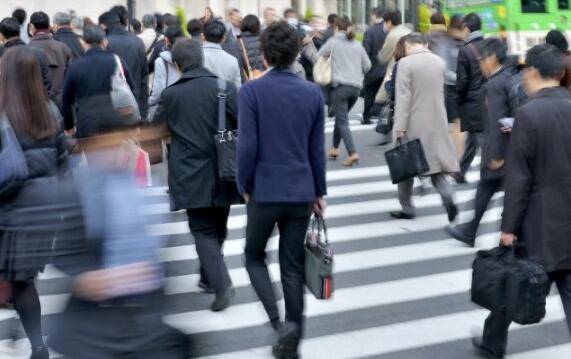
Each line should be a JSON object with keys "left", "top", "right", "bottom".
{"left": 361, "top": 7, "right": 387, "bottom": 124}
{"left": 472, "top": 44, "right": 571, "bottom": 359}
{"left": 53, "top": 12, "right": 84, "bottom": 59}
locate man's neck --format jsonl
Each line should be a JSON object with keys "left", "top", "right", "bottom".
{"left": 34, "top": 29, "right": 50, "bottom": 36}
{"left": 534, "top": 80, "right": 561, "bottom": 93}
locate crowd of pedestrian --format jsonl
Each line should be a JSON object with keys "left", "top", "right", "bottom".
{"left": 0, "top": 3, "right": 570, "bottom": 359}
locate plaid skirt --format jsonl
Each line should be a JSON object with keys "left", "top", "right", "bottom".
{"left": 0, "top": 230, "right": 53, "bottom": 281}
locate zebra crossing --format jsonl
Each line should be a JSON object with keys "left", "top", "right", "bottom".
{"left": 0, "top": 157, "right": 569, "bottom": 359}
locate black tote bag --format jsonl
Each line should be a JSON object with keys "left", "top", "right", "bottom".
{"left": 384, "top": 137, "right": 429, "bottom": 184}
{"left": 213, "top": 79, "right": 237, "bottom": 182}
{"left": 305, "top": 214, "right": 334, "bottom": 300}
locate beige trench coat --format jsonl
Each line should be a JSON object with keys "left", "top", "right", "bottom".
{"left": 393, "top": 48, "right": 459, "bottom": 175}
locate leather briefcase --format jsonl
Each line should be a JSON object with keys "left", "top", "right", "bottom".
{"left": 384, "top": 137, "right": 429, "bottom": 184}
{"left": 305, "top": 214, "right": 334, "bottom": 300}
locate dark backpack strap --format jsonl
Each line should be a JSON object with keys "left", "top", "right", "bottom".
{"left": 147, "top": 33, "right": 160, "bottom": 56}
{"left": 217, "top": 78, "right": 227, "bottom": 132}
{"left": 163, "top": 58, "right": 169, "bottom": 86}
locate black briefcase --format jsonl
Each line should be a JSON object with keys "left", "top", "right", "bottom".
{"left": 305, "top": 214, "right": 334, "bottom": 300}
{"left": 471, "top": 246, "right": 511, "bottom": 313}
{"left": 384, "top": 137, "right": 429, "bottom": 184}
{"left": 213, "top": 78, "right": 237, "bottom": 182}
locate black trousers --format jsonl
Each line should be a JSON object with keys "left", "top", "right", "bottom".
{"left": 362, "top": 80, "right": 383, "bottom": 122}
{"left": 482, "top": 271, "right": 571, "bottom": 357}
{"left": 244, "top": 201, "right": 312, "bottom": 329}
{"left": 463, "top": 177, "right": 504, "bottom": 237}
{"left": 459, "top": 131, "right": 485, "bottom": 176}
{"left": 187, "top": 207, "right": 232, "bottom": 296}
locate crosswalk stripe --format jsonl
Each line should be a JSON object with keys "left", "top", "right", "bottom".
{"left": 507, "top": 344, "right": 571, "bottom": 359}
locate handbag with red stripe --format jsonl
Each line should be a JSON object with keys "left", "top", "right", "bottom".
{"left": 305, "top": 214, "right": 334, "bottom": 300}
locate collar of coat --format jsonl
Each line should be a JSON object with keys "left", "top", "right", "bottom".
{"left": 534, "top": 86, "right": 571, "bottom": 100}
{"left": 409, "top": 47, "right": 431, "bottom": 56}
{"left": 177, "top": 66, "right": 218, "bottom": 82}
{"left": 31, "top": 32, "right": 53, "bottom": 41}
{"left": 465, "top": 30, "right": 484, "bottom": 44}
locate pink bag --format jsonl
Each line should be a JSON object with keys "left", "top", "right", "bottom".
{"left": 133, "top": 147, "right": 152, "bottom": 187}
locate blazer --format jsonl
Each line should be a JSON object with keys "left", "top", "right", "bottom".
{"left": 54, "top": 27, "right": 84, "bottom": 59}
{"left": 237, "top": 70, "right": 326, "bottom": 203}
{"left": 501, "top": 87, "right": 571, "bottom": 272}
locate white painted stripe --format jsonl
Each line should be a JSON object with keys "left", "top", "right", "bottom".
{"left": 508, "top": 344, "right": 571, "bottom": 359}
{"left": 198, "top": 296, "right": 565, "bottom": 359}
{"left": 325, "top": 119, "right": 362, "bottom": 127}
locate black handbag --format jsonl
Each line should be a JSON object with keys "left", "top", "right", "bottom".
{"left": 384, "top": 137, "right": 430, "bottom": 184}
{"left": 374, "top": 102, "right": 393, "bottom": 135}
{"left": 471, "top": 246, "right": 511, "bottom": 313}
{"left": 305, "top": 214, "right": 334, "bottom": 300}
{"left": 213, "top": 79, "right": 237, "bottom": 182}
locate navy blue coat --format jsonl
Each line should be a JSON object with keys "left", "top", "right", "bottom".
{"left": 237, "top": 70, "right": 326, "bottom": 203}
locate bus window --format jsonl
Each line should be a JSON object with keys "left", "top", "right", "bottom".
{"left": 559, "top": 0, "right": 569, "bottom": 9}
{"left": 521, "top": 0, "right": 547, "bottom": 12}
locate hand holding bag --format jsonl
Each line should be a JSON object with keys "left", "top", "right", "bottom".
{"left": 384, "top": 137, "right": 430, "bottom": 184}
{"left": 213, "top": 79, "right": 238, "bottom": 182}
{"left": 313, "top": 39, "right": 335, "bottom": 86}
{"left": 305, "top": 214, "right": 334, "bottom": 300}
{"left": 374, "top": 102, "right": 394, "bottom": 135}
{"left": 0, "top": 114, "right": 29, "bottom": 198}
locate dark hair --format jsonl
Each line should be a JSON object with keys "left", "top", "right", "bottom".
{"left": 449, "top": 14, "right": 464, "bottom": 31}
{"left": 172, "top": 38, "right": 203, "bottom": 71}
{"left": 335, "top": 16, "right": 355, "bottom": 41}
{"left": 0, "top": 17, "right": 22, "bottom": 39}
{"left": 327, "top": 13, "right": 338, "bottom": 25}
{"left": 480, "top": 37, "right": 508, "bottom": 64}
{"left": 11, "top": 8, "right": 26, "bottom": 25}
{"left": 99, "top": 11, "right": 121, "bottom": 28}
{"left": 30, "top": 11, "right": 50, "bottom": 31}
{"left": 526, "top": 44, "right": 565, "bottom": 80}
{"left": 430, "top": 12, "right": 446, "bottom": 25}
{"left": 142, "top": 14, "right": 155, "bottom": 29}
{"left": 546, "top": 29, "right": 569, "bottom": 52}
{"left": 165, "top": 25, "right": 183, "bottom": 45}
{"left": 131, "top": 18, "right": 142, "bottom": 33}
{"left": 203, "top": 20, "right": 226, "bottom": 43}
{"left": 154, "top": 13, "right": 164, "bottom": 33}
{"left": 83, "top": 24, "right": 106, "bottom": 45}
{"left": 186, "top": 18, "right": 202, "bottom": 37}
{"left": 163, "top": 13, "right": 180, "bottom": 29}
{"left": 371, "top": 7, "right": 384, "bottom": 19}
{"left": 404, "top": 32, "right": 427, "bottom": 46}
{"left": 394, "top": 36, "right": 408, "bottom": 62}
{"left": 0, "top": 47, "right": 57, "bottom": 139}
{"left": 110, "top": 5, "right": 129, "bottom": 26}
{"left": 284, "top": 8, "right": 298, "bottom": 18}
{"left": 463, "top": 13, "right": 481, "bottom": 32}
{"left": 241, "top": 15, "right": 261, "bottom": 35}
{"left": 261, "top": 21, "right": 300, "bottom": 70}
{"left": 383, "top": 10, "right": 402, "bottom": 26}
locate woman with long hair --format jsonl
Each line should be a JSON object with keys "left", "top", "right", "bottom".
{"left": 239, "top": 15, "right": 267, "bottom": 79}
{"left": 0, "top": 47, "right": 66, "bottom": 359}
{"left": 318, "top": 16, "right": 371, "bottom": 166}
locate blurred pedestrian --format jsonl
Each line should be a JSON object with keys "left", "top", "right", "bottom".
{"left": 202, "top": 20, "right": 242, "bottom": 89}
{"left": 153, "top": 39, "right": 240, "bottom": 312}
{"left": 390, "top": 33, "right": 458, "bottom": 221}
{"left": 546, "top": 29, "right": 571, "bottom": 89}
{"left": 0, "top": 46, "right": 67, "bottom": 359}
{"left": 454, "top": 13, "right": 485, "bottom": 184}
{"left": 12, "top": 8, "right": 29, "bottom": 43}
{"left": 29, "top": 11, "right": 72, "bottom": 108}
{"left": 53, "top": 12, "right": 84, "bottom": 59}
{"left": 319, "top": 16, "right": 371, "bottom": 166}
{"left": 323, "top": 14, "right": 337, "bottom": 41}
{"left": 131, "top": 18, "right": 142, "bottom": 34}
{"left": 262, "top": 7, "right": 278, "bottom": 30}
{"left": 362, "top": 7, "right": 387, "bottom": 124}
{"left": 378, "top": 10, "right": 412, "bottom": 67}
{"left": 239, "top": 15, "right": 267, "bottom": 79}
{"left": 139, "top": 14, "right": 159, "bottom": 54}
{"left": 227, "top": 8, "right": 242, "bottom": 39}
{"left": 147, "top": 13, "right": 179, "bottom": 74}
{"left": 237, "top": 22, "right": 326, "bottom": 358}
{"left": 186, "top": 18, "right": 203, "bottom": 40}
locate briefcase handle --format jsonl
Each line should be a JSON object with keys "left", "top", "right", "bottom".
{"left": 313, "top": 213, "right": 329, "bottom": 245}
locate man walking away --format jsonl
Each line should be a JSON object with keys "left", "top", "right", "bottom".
{"left": 454, "top": 13, "right": 485, "bottom": 184}
{"left": 12, "top": 8, "right": 29, "bottom": 43}
{"left": 29, "top": 11, "right": 72, "bottom": 108}
{"left": 390, "top": 33, "right": 459, "bottom": 222}
{"left": 446, "top": 38, "right": 519, "bottom": 247}
{"left": 361, "top": 7, "right": 387, "bottom": 124}
{"left": 139, "top": 14, "right": 159, "bottom": 55}
{"left": 53, "top": 12, "right": 84, "bottom": 60}
{"left": 202, "top": 20, "right": 242, "bottom": 89}
{"left": 472, "top": 44, "right": 571, "bottom": 359}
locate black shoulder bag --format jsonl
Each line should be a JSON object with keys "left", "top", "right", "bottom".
{"left": 214, "top": 79, "right": 238, "bottom": 182}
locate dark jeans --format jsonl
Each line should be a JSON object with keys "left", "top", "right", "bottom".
{"left": 362, "top": 80, "right": 382, "bottom": 122}
{"left": 331, "top": 84, "right": 360, "bottom": 155}
{"left": 462, "top": 177, "right": 504, "bottom": 238}
{"left": 459, "top": 131, "right": 485, "bottom": 176}
{"left": 245, "top": 201, "right": 312, "bottom": 329}
{"left": 187, "top": 207, "right": 232, "bottom": 296}
{"left": 482, "top": 271, "right": 571, "bottom": 357}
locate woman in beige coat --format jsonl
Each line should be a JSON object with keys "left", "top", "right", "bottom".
{"left": 391, "top": 33, "right": 459, "bottom": 222}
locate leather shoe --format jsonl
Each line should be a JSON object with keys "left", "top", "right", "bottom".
{"left": 198, "top": 280, "right": 215, "bottom": 294}
{"left": 451, "top": 173, "right": 467, "bottom": 184}
{"left": 472, "top": 337, "right": 504, "bottom": 359}
{"left": 390, "top": 211, "right": 415, "bottom": 220}
{"left": 30, "top": 345, "right": 49, "bottom": 359}
{"left": 445, "top": 224, "right": 476, "bottom": 247}
{"left": 210, "top": 287, "right": 235, "bottom": 312}
{"left": 272, "top": 321, "right": 301, "bottom": 359}
{"left": 446, "top": 203, "right": 459, "bottom": 223}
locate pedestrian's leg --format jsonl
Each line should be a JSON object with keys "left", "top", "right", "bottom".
{"left": 481, "top": 310, "right": 512, "bottom": 357}
{"left": 13, "top": 280, "right": 45, "bottom": 349}
{"left": 397, "top": 178, "right": 415, "bottom": 216}
{"left": 362, "top": 84, "right": 377, "bottom": 123}
{"left": 338, "top": 88, "right": 358, "bottom": 155}
{"left": 465, "top": 178, "right": 503, "bottom": 236}
{"left": 459, "top": 131, "right": 481, "bottom": 177}
{"left": 554, "top": 271, "right": 571, "bottom": 334}
{"left": 244, "top": 202, "right": 281, "bottom": 328}
{"left": 331, "top": 87, "right": 344, "bottom": 150}
{"left": 214, "top": 206, "right": 232, "bottom": 289}
{"left": 431, "top": 174, "right": 457, "bottom": 221}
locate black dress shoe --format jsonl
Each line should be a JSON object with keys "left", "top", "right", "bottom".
{"left": 447, "top": 203, "right": 459, "bottom": 223}
{"left": 472, "top": 337, "right": 504, "bottom": 359}
{"left": 451, "top": 173, "right": 467, "bottom": 184}
{"left": 30, "top": 345, "right": 49, "bottom": 359}
{"left": 198, "top": 280, "right": 215, "bottom": 294}
{"left": 390, "top": 211, "right": 415, "bottom": 220}
{"left": 210, "top": 287, "right": 235, "bottom": 312}
{"left": 445, "top": 224, "right": 476, "bottom": 247}
{"left": 272, "top": 322, "right": 301, "bottom": 359}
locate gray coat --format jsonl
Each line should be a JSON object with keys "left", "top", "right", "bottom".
{"left": 393, "top": 48, "right": 459, "bottom": 175}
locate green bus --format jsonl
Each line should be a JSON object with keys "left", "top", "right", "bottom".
{"left": 443, "top": 0, "right": 571, "bottom": 54}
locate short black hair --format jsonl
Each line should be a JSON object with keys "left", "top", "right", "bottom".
{"left": 463, "top": 13, "right": 481, "bottom": 32}
{"left": 12, "top": 8, "right": 26, "bottom": 25}
{"left": 327, "top": 14, "right": 338, "bottom": 25}
{"left": 186, "top": 18, "right": 203, "bottom": 37}
{"left": 0, "top": 17, "right": 22, "bottom": 39}
{"left": 383, "top": 10, "right": 402, "bottom": 26}
{"left": 449, "top": 14, "right": 464, "bottom": 31}
{"left": 203, "top": 20, "right": 226, "bottom": 43}
{"left": 131, "top": 18, "right": 142, "bottom": 33}
{"left": 240, "top": 15, "right": 261, "bottom": 35}
{"left": 83, "top": 24, "right": 106, "bottom": 45}
{"left": 526, "top": 44, "right": 565, "bottom": 80}
{"left": 110, "top": 5, "right": 129, "bottom": 26}
{"left": 172, "top": 38, "right": 203, "bottom": 71}
{"left": 164, "top": 25, "right": 183, "bottom": 45}
{"left": 284, "top": 8, "right": 298, "bottom": 18}
{"left": 155, "top": 13, "right": 164, "bottom": 33}
{"left": 99, "top": 11, "right": 121, "bottom": 28}
{"left": 480, "top": 37, "right": 508, "bottom": 64}
{"left": 430, "top": 12, "right": 446, "bottom": 25}
{"left": 261, "top": 21, "right": 299, "bottom": 70}
{"left": 371, "top": 7, "right": 384, "bottom": 19}
{"left": 546, "top": 29, "right": 569, "bottom": 52}
{"left": 404, "top": 32, "right": 427, "bottom": 46}
{"left": 163, "top": 13, "right": 180, "bottom": 28}
{"left": 30, "top": 11, "right": 50, "bottom": 31}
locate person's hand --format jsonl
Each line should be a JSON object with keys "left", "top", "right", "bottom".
{"left": 314, "top": 197, "right": 327, "bottom": 214}
{"left": 396, "top": 130, "right": 406, "bottom": 139}
{"left": 65, "top": 127, "right": 77, "bottom": 137}
{"left": 500, "top": 232, "right": 517, "bottom": 247}
{"left": 501, "top": 127, "right": 512, "bottom": 134}
{"left": 73, "top": 270, "right": 110, "bottom": 302}
{"left": 488, "top": 159, "right": 505, "bottom": 171}
{"left": 243, "top": 193, "right": 250, "bottom": 204}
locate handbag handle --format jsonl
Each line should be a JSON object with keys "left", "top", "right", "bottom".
{"left": 216, "top": 78, "right": 227, "bottom": 132}
{"left": 315, "top": 213, "right": 329, "bottom": 245}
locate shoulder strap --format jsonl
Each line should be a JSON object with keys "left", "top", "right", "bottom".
{"left": 114, "top": 55, "right": 126, "bottom": 80}
{"left": 239, "top": 38, "right": 253, "bottom": 73}
{"left": 163, "top": 58, "right": 169, "bottom": 85}
{"left": 146, "top": 33, "right": 160, "bottom": 56}
{"left": 217, "top": 78, "right": 227, "bottom": 132}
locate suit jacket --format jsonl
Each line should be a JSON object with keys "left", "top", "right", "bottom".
{"left": 237, "top": 70, "right": 326, "bottom": 202}
{"left": 363, "top": 22, "right": 387, "bottom": 86}
{"left": 54, "top": 27, "right": 84, "bottom": 59}
{"left": 501, "top": 87, "right": 571, "bottom": 272}
{"left": 456, "top": 32, "right": 485, "bottom": 132}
